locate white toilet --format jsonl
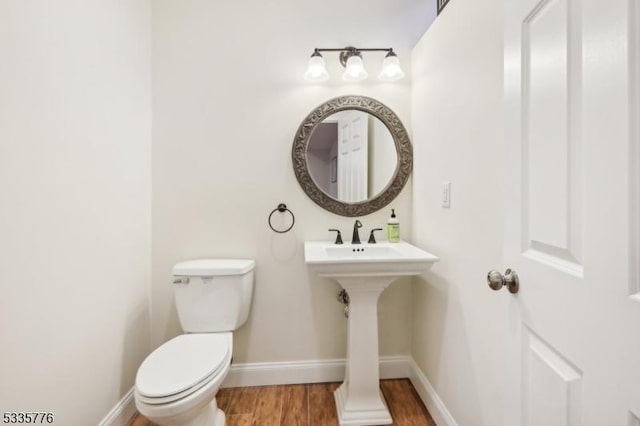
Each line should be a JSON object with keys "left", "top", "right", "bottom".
{"left": 134, "top": 259, "right": 255, "bottom": 426}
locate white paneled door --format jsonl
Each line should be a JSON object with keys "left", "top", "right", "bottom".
{"left": 503, "top": 0, "right": 640, "bottom": 425}
{"left": 337, "top": 110, "right": 369, "bottom": 202}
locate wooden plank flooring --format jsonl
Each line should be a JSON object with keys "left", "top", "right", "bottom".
{"left": 128, "top": 379, "right": 436, "bottom": 426}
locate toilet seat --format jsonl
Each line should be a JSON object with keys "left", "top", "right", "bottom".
{"left": 136, "top": 333, "right": 231, "bottom": 405}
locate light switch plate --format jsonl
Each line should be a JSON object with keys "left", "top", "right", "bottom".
{"left": 442, "top": 181, "right": 451, "bottom": 208}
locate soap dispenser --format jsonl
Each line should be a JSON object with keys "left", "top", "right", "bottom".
{"left": 387, "top": 209, "right": 400, "bottom": 243}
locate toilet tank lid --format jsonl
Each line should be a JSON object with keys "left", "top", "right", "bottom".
{"left": 173, "top": 259, "right": 255, "bottom": 276}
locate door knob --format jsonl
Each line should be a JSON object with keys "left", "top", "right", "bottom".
{"left": 487, "top": 269, "right": 519, "bottom": 294}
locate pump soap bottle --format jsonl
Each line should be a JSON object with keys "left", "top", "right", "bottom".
{"left": 387, "top": 209, "right": 400, "bottom": 243}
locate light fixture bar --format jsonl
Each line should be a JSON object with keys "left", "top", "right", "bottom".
{"left": 313, "top": 48, "right": 393, "bottom": 53}
{"left": 304, "top": 46, "right": 404, "bottom": 82}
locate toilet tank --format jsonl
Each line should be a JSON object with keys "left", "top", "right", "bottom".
{"left": 172, "top": 259, "right": 255, "bottom": 333}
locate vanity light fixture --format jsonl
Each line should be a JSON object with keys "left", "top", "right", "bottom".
{"left": 304, "top": 46, "right": 405, "bottom": 82}
{"left": 342, "top": 53, "right": 368, "bottom": 82}
{"left": 379, "top": 51, "right": 405, "bottom": 81}
{"left": 304, "top": 49, "right": 330, "bottom": 82}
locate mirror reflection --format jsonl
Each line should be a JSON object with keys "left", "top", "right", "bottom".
{"left": 306, "top": 110, "right": 398, "bottom": 203}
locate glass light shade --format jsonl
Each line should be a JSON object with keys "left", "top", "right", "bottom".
{"left": 304, "top": 55, "right": 330, "bottom": 82}
{"left": 342, "top": 55, "right": 368, "bottom": 82}
{"left": 379, "top": 54, "right": 405, "bottom": 81}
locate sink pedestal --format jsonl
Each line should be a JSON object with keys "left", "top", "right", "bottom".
{"left": 334, "top": 276, "right": 394, "bottom": 426}
{"left": 304, "top": 240, "right": 439, "bottom": 425}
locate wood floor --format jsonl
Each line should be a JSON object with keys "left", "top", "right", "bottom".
{"left": 128, "top": 379, "right": 436, "bottom": 426}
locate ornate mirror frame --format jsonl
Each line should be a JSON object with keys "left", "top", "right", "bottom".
{"left": 292, "top": 95, "right": 412, "bottom": 217}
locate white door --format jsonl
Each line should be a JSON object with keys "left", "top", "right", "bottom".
{"left": 503, "top": 0, "right": 640, "bottom": 425}
{"left": 337, "top": 110, "right": 369, "bottom": 202}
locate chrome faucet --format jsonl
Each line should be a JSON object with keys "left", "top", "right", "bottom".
{"left": 352, "top": 220, "right": 363, "bottom": 244}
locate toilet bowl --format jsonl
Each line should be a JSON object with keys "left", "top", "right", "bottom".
{"left": 135, "top": 333, "right": 232, "bottom": 426}
{"left": 134, "top": 259, "right": 255, "bottom": 426}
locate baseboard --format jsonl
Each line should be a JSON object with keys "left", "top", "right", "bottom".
{"left": 407, "top": 358, "right": 458, "bottom": 426}
{"left": 222, "top": 355, "right": 412, "bottom": 388}
{"left": 99, "top": 356, "right": 457, "bottom": 426}
{"left": 98, "top": 387, "right": 136, "bottom": 426}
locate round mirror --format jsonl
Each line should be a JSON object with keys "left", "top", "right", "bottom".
{"left": 292, "top": 96, "right": 412, "bottom": 217}
{"left": 307, "top": 111, "right": 398, "bottom": 202}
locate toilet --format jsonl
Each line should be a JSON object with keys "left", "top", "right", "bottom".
{"left": 134, "top": 259, "right": 255, "bottom": 426}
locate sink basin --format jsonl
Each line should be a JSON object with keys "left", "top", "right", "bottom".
{"left": 305, "top": 240, "right": 439, "bottom": 277}
{"left": 305, "top": 240, "right": 438, "bottom": 426}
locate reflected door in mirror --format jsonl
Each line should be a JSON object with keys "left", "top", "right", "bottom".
{"left": 338, "top": 110, "right": 367, "bottom": 202}
{"left": 306, "top": 110, "right": 397, "bottom": 203}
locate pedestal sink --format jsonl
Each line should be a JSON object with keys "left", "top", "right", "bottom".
{"left": 305, "top": 240, "right": 439, "bottom": 426}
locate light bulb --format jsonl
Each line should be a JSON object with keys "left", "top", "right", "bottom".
{"left": 379, "top": 51, "right": 405, "bottom": 81}
{"left": 304, "top": 52, "right": 329, "bottom": 82}
{"left": 342, "top": 55, "right": 368, "bottom": 82}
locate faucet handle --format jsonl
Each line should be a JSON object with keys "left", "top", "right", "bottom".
{"left": 328, "top": 229, "right": 343, "bottom": 244}
{"left": 368, "top": 228, "right": 384, "bottom": 244}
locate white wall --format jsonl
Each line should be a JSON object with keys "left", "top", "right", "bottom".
{"left": 411, "top": 1, "right": 508, "bottom": 425}
{"left": 151, "top": 0, "right": 434, "bottom": 364}
{"left": 0, "top": 1, "right": 152, "bottom": 424}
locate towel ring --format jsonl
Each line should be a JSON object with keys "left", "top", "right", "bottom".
{"left": 268, "top": 203, "right": 295, "bottom": 233}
